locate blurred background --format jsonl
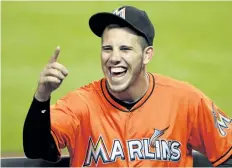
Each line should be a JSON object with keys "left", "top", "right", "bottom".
{"left": 1, "top": 1, "right": 232, "bottom": 156}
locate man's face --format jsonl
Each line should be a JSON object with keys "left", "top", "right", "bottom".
{"left": 101, "top": 27, "right": 144, "bottom": 93}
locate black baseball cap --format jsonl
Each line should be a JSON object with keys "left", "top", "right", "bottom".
{"left": 89, "top": 6, "right": 155, "bottom": 46}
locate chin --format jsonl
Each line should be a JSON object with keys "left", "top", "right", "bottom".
{"left": 107, "top": 80, "right": 130, "bottom": 93}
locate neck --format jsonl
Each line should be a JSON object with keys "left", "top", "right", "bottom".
{"left": 107, "top": 70, "right": 149, "bottom": 102}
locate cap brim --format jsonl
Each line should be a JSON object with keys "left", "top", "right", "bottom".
{"left": 89, "top": 12, "right": 137, "bottom": 37}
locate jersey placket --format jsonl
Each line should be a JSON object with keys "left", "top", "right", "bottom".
{"left": 124, "top": 111, "right": 134, "bottom": 166}
{"left": 125, "top": 109, "right": 143, "bottom": 167}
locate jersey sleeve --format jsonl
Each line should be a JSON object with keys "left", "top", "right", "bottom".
{"left": 50, "top": 91, "right": 88, "bottom": 158}
{"left": 189, "top": 92, "right": 232, "bottom": 166}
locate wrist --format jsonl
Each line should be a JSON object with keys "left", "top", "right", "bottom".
{"left": 34, "top": 91, "right": 51, "bottom": 102}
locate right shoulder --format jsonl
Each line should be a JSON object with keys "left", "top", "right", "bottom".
{"left": 54, "top": 78, "right": 104, "bottom": 108}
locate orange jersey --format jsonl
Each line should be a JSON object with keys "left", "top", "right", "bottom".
{"left": 50, "top": 73, "right": 232, "bottom": 167}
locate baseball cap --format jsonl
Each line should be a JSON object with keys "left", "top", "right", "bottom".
{"left": 89, "top": 6, "right": 155, "bottom": 46}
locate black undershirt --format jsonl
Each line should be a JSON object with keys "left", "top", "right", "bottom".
{"left": 106, "top": 86, "right": 142, "bottom": 110}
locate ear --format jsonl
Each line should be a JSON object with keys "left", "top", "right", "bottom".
{"left": 143, "top": 46, "right": 154, "bottom": 65}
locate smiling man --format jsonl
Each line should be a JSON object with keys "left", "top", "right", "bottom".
{"left": 101, "top": 24, "right": 152, "bottom": 102}
{"left": 23, "top": 6, "right": 232, "bottom": 167}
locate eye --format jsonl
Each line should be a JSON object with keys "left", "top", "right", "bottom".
{"left": 120, "top": 46, "right": 131, "bottom": 51}
{"left": 102, "top": 46, "right": 112, "bottom": 51}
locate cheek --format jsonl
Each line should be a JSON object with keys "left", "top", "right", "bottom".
{"left": 122, "top": 53, "right": 134, "bottom": 63}
{"left": 123, "top": 53, "right": 143, "bottom": 67}
{"left": 101, "top": 53, "right": 109, "bottom": 64}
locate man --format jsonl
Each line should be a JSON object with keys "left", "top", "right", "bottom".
{"left": 23, "top": 6, "right": 232, "bottom": 167}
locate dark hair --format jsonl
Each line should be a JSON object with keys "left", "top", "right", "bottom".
{"left": 102, "top": 24, "right": 149, "bottom": 50}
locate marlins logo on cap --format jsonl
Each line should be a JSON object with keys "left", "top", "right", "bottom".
{"left": 113, "top": 7, "right": 126, "bottom": 19}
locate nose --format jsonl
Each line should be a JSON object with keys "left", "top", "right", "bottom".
{"left": 110, "top": 50, "right": 121, "bottom": 65}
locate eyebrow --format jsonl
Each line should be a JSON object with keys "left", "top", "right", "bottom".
{"left": 102, "top": 45, "right": 134, "bottom": 49}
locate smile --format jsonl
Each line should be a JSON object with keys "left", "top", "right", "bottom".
{"left": 109, "top": 67, "right": 127, "bottom": 80}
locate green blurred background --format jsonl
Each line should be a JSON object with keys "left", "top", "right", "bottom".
{"left": 1, "top": 1, "right": 232, "bottom": 156}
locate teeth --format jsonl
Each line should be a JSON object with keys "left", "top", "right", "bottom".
{"left": 111, "top": 67, "right": 126, "bottom": 73}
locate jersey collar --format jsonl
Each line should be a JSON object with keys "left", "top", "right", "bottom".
{"left": 100, "top": 73, "right": 155, "bottom": 112}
